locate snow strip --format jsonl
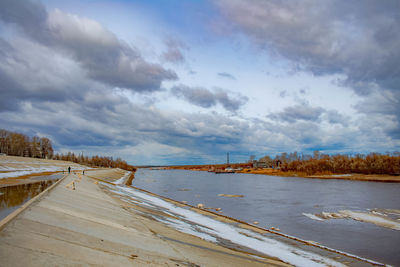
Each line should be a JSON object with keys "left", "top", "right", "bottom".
{"left": 113, "top": 185, "right": 345, "bottom": 267}
{"left": 0, "top": 167, "right": 60, "bottom": 179}
{"left": 0, "top": 165, "right": 89, "bottom": 179}
{"left": 113, "top": 171, "right": 132, "bottom": 185}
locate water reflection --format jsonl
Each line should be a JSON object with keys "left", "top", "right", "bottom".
{"left": 0, "top": 180, "right": 58, "bottom": 220}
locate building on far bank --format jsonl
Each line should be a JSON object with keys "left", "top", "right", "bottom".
{"left": 252, "top": 159, "right": 282, "bottom": 169}
{"left": 253, "top": 160, "right": 269, "bottom": 168}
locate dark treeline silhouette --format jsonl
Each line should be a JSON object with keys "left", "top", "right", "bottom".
{"left": 0, "top": 129, "right": 53, "bottom": 159}
{"left": 0, "top": 129, "right": 135, "bottom": 171}
{"left": 259, "top": 151, "right": 400, "bottom": 175}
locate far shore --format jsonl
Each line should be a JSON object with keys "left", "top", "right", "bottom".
{"left": 166, "top": 165, "right": 400, "bottom": 183}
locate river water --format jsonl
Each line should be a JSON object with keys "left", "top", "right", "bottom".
{"left": 133, "top": 169, "right": 400, "bottom": 266}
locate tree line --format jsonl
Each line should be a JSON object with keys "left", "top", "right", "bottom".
{"left": 0, "top": 129, "right": 135, "bottom": 171}
{"left": 258, "top": 151, "right": 400, "bottom": 175}
{"left": 52, "top": 152, "right": 136, "bottom": 171}
{"left": 0, "top": 129, "right": 53, "bottom": 158}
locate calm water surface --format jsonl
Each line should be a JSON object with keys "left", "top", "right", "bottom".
{"left": 133, "top": 169, "right": 400, "bottom": 265}
{"left": 0, "top": 175, "right": 62, "bottom": 220}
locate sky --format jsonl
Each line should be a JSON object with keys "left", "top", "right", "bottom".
{"left": 0, "top": 0, "right": 399, "bottom": 165}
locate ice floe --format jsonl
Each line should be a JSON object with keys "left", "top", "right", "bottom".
{"left": 303, "top": 209, "right": 400, "bottom": 231}
{"left": 302, "top": 213, "right": 325, "bottom": 221}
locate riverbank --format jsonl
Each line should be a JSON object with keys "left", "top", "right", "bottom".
{"left": 238, "top": 168, "right": 400, "bottom": 182}
{"left": 0, "top": 166, "right": 383, "bottom": 266}
{"left": 167, "top": 165, "right": 400, "bottom": 182}
{"left": 0, "top": 169, "right": 287, "bottom": 266}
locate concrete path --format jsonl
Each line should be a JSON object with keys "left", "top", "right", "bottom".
{"left": 0, "top": 172, "right": 289, "bottom": 266}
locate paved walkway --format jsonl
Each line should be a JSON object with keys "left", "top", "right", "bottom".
{"left": 0, "top": 172, "right": 290, "bottom": 266}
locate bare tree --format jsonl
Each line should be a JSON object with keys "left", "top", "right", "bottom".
{"left": 40, "top": 137, "right": 53, "bottom": 159}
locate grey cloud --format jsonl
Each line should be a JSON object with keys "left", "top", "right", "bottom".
{"left": 0, "top": 0, "right": 49, "bottom": 42}
{"left": 354, "top": 91, "right": 400, "bottom": 138}
{"left": 0, "top": 0, "right": 177, "bottom": 92}
{"left": 171, "top": 85, "right": 248, "bottom": 111}
{"left": 214, "top": 88, "right": 248, "bottom": 112}
{"left": 0, "top": 88, "right": 251, "bottom": 162}
{"left": 0, "top": 37, "right": 92, "bottom": 107}
{"left": 172, "top": 85, "right": 216, "bottom": 108}
{"left": 215, "top": 0, "right": 400, "bottom": 136}
{"left": 0, "top": 70, "right": 23, "bottom": 111}
{"left": 0, "top": 80, "right": 396, "bottom": 164}
{"left": 162, "top": 38, "right": 187, "bottom": 64}
{"left": 268, "top": 104, "right": 324, "bottom": 123}
{"left": 0, "top": 0, "right": 399, "bottom": 165}
{"left": 268, "top": 103, "right": 350, "bottom": 126}
{"left": 324, "top": 110, "right": 350, "bottom": 126}
{"left": 215, "top": 0, "right": 400, "bottom": 91}
{"left": 218, "top": 72, "right": 236, "bottom": 80}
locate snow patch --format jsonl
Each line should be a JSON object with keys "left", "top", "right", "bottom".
{"left": 113, "top": 171, "right": 131, "bottom": 185}
{"left": 110, "top": 185, "right": 345, "bottom": 267}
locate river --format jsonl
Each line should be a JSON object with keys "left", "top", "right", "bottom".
{"left": 133, "top": 169, "right": 400, "bottom": 266}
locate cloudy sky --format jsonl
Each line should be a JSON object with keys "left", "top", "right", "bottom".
{"left": 0, "top": 0, "right": 399, "bottom": 165}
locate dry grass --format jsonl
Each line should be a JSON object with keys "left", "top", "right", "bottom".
{"left": 169, "top": 164, "right": 400, "bottom": 183}
{"left": 238, "top": 168, "right": 400, "bottom": 182}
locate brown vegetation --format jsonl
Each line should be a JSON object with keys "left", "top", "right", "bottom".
{"left": 0, "top": 129, "right": 53, "bottom": 159}
{"left": 169, "top": 152, "right": 400, "bottom": 182}
{"left": 274, "top": 152, "right": 400, "bottom": 176}
{"left": 0, "top": 129, "right": 135, "bottom": 172}
{"left": 52, "top": 152, "right": 136, "bottom": 171}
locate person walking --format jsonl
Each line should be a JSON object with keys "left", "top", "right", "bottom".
{"left": 68, "top": 166, "right": 71, "bottom": 173}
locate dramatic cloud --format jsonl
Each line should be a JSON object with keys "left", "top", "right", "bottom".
{"left": 171, "top": 85, "right": 248, "bottom": 112}
{"left": 0, "top": 0, "right": 398, "bottom": 165}
{"left": 214, "top": 0, "right": 400, "bottom": 137}
{"left": 218, "top": 72, "right": 236, "bottom": 80}
{"left": 0, "top": 90, "right": 252, "bottom": 164}
{"left": 0, "top": 36, "right": 97, "bottom": 110}
{"left": 215, "top": 0, "right": 400, "bottom": 91}
{"left": 0, "top": 0, "right": 177, "bottom": 92}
